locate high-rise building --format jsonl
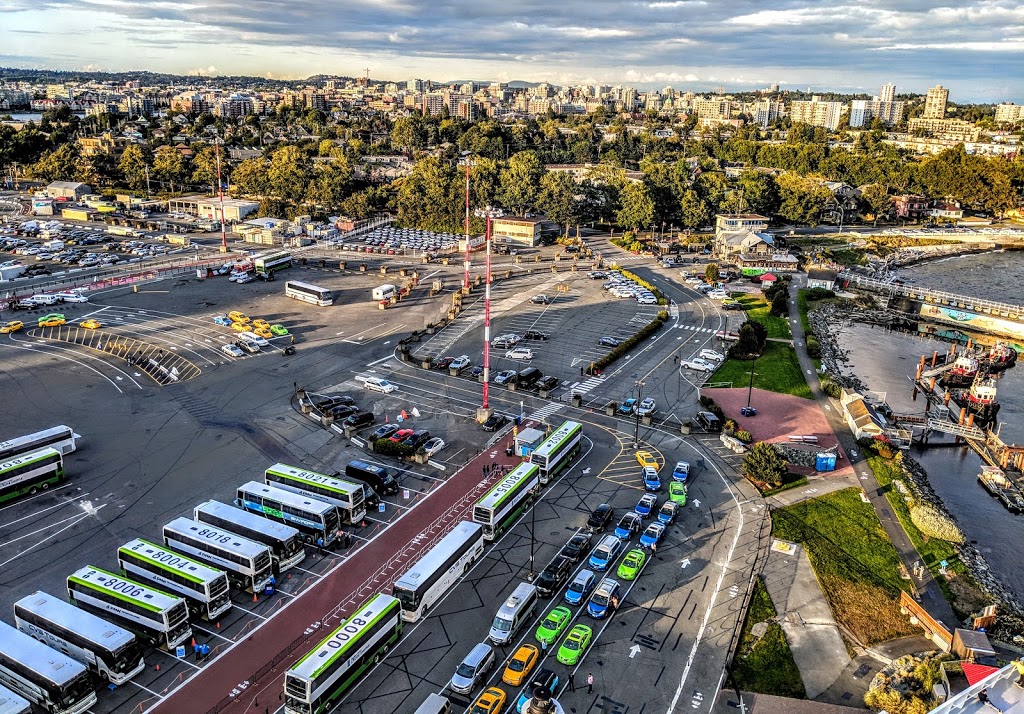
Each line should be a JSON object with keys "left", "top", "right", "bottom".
{"left": 789, "top": 96, "right": 845, "bottom": 131}
{"left": 923, "top": 85, "right": 948, "bottom": 119}
{"left": 879, "top": 83, "right": 896, "bottom": 103}
{"left": 752, "top": 99, "right": 785, "bottom": 127}
{"left": 849, "top": 99, "right": 905, "bottom": 128}
{"left": 994, "top": 103, "right": 1024, "bottom": 125}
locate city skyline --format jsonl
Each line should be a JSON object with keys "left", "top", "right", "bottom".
{"left": 2, "top": 0, "right": 1023, "bottom": 102}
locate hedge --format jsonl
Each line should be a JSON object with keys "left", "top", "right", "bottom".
{"left": 373, "top": 438, "right": 413, "bottom": 457}
{"left": 589, "top": 311, "right": 669, "bottom": 374}
{"left": 618, "top": 268, "right": 669, "bottom": 306}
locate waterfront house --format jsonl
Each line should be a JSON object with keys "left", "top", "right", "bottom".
{"left": 840, "top": 390, "right": 885, "bottom": 440}
{"left": 806, "top": 268, "right": 838, "bottom": 291}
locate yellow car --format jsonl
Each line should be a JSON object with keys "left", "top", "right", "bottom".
{"left": 80, "top": 319, "right": 102, "bottom": 329}
{"left": 470, "top": 687, "right": 506, "bottom": 714}
{"left": 254, "top": 327, "right": 273, "bottom": 339}
{"left": 231, "top": 321, "right": 251, "bottom": 332}
{"left": 502, "top": 644, "right": 539, "bottom": 686}
{"left": 38, "top": 317, "right": 66, "bottom": 328}
{"left": 636, "top": 451, "right": 660, "bottom": 470}
{"left": 0, "top": 320, "right": 24, "bottom": 334}
{"left": 228, "top": 311, "right": 249, "bottom": 323}
{"left": 252, "top": 319, "right": 270, "bottom": 330}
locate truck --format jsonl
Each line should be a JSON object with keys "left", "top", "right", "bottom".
{"left": 372, "top": 284, "right": 397, "bottom": 301}
{"left": 0, "top": 265, "right": 27, "bottom": 281}
{"left": 42, "top": 239, "right": 64, "bottom": 251}
{"left": 108, "top": 225, "right": 138, "bottom": 237}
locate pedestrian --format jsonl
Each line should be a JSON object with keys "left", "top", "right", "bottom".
{"left": 580, "top": 366, "right": 585, "bottom": 377}
{"left": 541, "top": 638, "right": 547, "bottom": 655}
{"left": 673, "top": 354, "right": 678, "bottom": 363}
{"left": 194, "top": 642, "right": 201, "bottom": 660}
{"left": 317, "top": 536, "right": 324, "bottom": 551}
{"left": 482, "top": 465, "right": 486, "bottom": 478}
{"left": 1014, "top": 658, "right": 1024, "bottom": 688}
{"left": 587, "top": 672, "right": 594, "bottom": 694}
{"left": 651, "top": 541, "right": 657, "bottom": 554}
{"left": 345, "top": 531, "right": 352, "bottom": 549}
{"left": 978, "top": 688, "right": 1001, "bottom": 713}
{"left": 568, "top": 671, "right": 575, "bottom": 692}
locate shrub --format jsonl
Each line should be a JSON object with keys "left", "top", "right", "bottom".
{"left": 769, "top": 291, "right": 788, "bottom": 317}
{"left": 735, "top": 429, "right": 753, "bottom": 444}
{"left": 805, "top": 287, "right": 835, "bottom": 301}
{"left": 806, "top": 336, "right": 822, "bottom": 358}
{"left": 724, "top": 418, "right": 738, "bottom": 434}
{"left": 373, "top": 438, "right": 413, "bottom": 457}
{"left": 909, "top": 503, "right": 965, "bottom": 543}
{"left": 699, "top": 395, "right": 716, "bottom": 410}
{"left": 618, "top": 268, "right": 667, "bottom": 304}
{"left": 591, "top": 312, "right": 668, "bottom": 372}
{"left": 743, "top": 442, "right": 788, "bottom": 488}
{"left": 820, "top": 378, "right": 843, "bottom": 398}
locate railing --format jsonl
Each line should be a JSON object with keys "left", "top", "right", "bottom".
{"left": 926, "top": 419, "right": 984, "bottom": 439}
{"left": 843, "top": 273, "right": 1024, "bottom": 317}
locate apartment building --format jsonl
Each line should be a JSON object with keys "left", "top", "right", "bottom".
{"left": 789, "top": 96, "right": 845, "bottom": 130}
{"left": 906, "top": 117, "right": 981, "bottom": 142}
{"left": 994, "top": 103, "right": 1024, "bottom": 125}
{"left": 923, "top": 85, "right": 949, "bottom": 119}
{"left": 849, "top": 99, "right": 905, "bottom": 128}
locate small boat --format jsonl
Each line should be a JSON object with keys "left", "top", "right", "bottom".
{"left": 980, "top": 341, "right": 1018, "bottom": 372}
{"left": 941, "top": 355, "right": 980, "bottom": 387}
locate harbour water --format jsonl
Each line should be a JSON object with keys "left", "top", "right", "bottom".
{"left": 834, "top": 251, "right": 1024, "bottom": 604}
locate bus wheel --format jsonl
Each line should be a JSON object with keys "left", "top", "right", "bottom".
{"left": 29, "top": 486, "right": 38, "bottom": 495}
{"left": 41, "top": 482, "right": 50, "bottom": 490}
{"left": 373, "top": 652, "right": 381, "bottom": 664}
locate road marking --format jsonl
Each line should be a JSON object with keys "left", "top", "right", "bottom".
{"left": 366, "top": 355, "right": 393, "bottom": 366}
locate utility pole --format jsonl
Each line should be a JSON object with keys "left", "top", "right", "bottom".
{"left": 214, "top": 138, "right": 227, "bottom": 254}
{"left": 633, "top": 380, "right": 645, "bottom": 448}
{"left": 475, "top": 206, "right": 504, "bottom": 417}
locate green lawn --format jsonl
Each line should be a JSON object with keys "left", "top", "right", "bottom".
{"left": 729, "top": 293, "right": 792, "bottom": 339}
{"left": 731, "top": 577, "right": 806, "bottom": 698}
{"left": 711, "top": 342, "right": 812, "bottom": 399}
{"left": 796, "top": 289, "right": 813, "bottom": 337}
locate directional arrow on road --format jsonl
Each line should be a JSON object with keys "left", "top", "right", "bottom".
{"left": 693, "top": 499, "right": 701, "bottom": 508}
{"left": 629, "top": 644, "right": 642, "bottom": 659}
{"left": 571, "top": 358, "right": 584, "bottom": 367}
{"left": 581, "top": 467, "right": 591, "bottom": 475}
{"left": 680, "top": 558, "right": 691, "bottom": 569}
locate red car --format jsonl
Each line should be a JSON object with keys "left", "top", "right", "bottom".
{"left": 388, "top": 428, "right": 414, "bottom": 442}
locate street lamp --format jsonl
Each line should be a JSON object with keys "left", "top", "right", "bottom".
{"left": 459, "top": 153, "right": 474, "bottom": 292}
{"left": 474, "top": 206, "right": 504, "bottom": 414}
{"left": 633, "top": 380, "right": 645, "bottom": 448}
{"left": 746, "top": 355, "right": 757, "bottom": 409}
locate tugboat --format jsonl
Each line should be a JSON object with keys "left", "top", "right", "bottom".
{"left": 941, "top": 354, "right": 980, "bottom": 387}
{"left": 950, "top": 375, "right": 1000, "bottom": 426}
{"left": 980, "top": 341, "right": 1018, "bottom": 373}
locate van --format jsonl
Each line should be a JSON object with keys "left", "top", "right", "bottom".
{"left": 450, "top": 642, "right": 495, "bottom": 694}
{"left": 344, "top": 460, "right": 399, "bottom": 496}
{"left": 344, "top": 411, "right": 375, "bottom": 428}
{"left": 516, "top": 367, "right": 542, "bottom": 388}
{"left": 488, "top": 582, "right": 538, "bottom": 644}
{"left": 696, "top": 411, "right": 722, "bottom": 432}
{"left": 372, "top": 284, "right": 397, "bottom": 301}
{"left": 414, "top": 693, "right": 451, "bottom": 714}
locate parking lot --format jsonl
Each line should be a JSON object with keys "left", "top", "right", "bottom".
{"left": 326, "top": 225, "right": 461, "bottom": 256}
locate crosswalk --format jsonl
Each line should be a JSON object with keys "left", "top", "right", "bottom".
{"left": 564, "top": 375, "right": 606, "bottom": 395}
{"left": 527, "top": 402, "right": 564, "bottom": 422}
{"left": 678, "top": 325, "right": 717, "bottom": 333}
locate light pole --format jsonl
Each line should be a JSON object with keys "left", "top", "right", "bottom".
{"left": 746, "top": 356, "right": 757, "bottom": 409}
{"left": 475, "top": 206, "right": 504, "bottom": 416}
{"left": 214, "top": 137, "right": 227, "bottom": 254}
{"left": 459, "top": 153, "right": 474, "bottom": 292}
{"left": 633, "top": 380, "right": 645, "bottom": 448}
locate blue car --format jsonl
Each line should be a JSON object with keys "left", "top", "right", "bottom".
{"left": 634, "top": 494, "right": 658, "bottom": 519}
{"left": 586, "top": 578, "right": 621, "bottom": 619}
{"left": 642, "top": 467, "right": 661, "bottom": 492}
{"left": 658, "top": 501, "right": 679, "bottom": 525}
{"left": 213, "top": 315, "right": 233, "bottom": 326}
{"left": 618, "top": 398, "right": 637, "bottom": 415}
{"left": 614, "top": 512, "right": 642, "bottom": 539}
{"left": 672, "top": 461, "right": 690, "bottom": 483}
{"left": 564, "top": 569, "right": 596, "bottom": 605}
{"left": 589, "top": 535, "right": 624, "bottom": 571}
{"left": 639, "top": 522, "right": 666, "bottom": 549}
{"left": 517, "top": 670, "right": 560, "bottom": 713}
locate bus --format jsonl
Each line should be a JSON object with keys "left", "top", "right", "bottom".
{"left": 472, "top": 463, "right": 540, "bottom": 541}
{"left": 529, "top": 421, "right": 583, "bottom": 484}
{"left": 66, "top": 566, "right": 191, "bottom": 651}
{"left": 236, "top": 481, "right": 341, "bottom": 548}
{"left": 194, "top": 500, "right": 306, "bottom": 574}
{"left": 0, "top": 426, "right": 78, "bottom": 461}
{"left": 285, "top": 281, "right": 334, "bottom": 307}
{"left": 254, "top": 251, "right": 292, "bottom": 279}
{"left": 0, "top": 448, "right": 65, "bottom": 505}
{"left": 13, "top": 590, "right": 145, "bottom": 685}
{"left": 162, "top": 518, "right": 274, "bottom": 594}
{"left": 0, "top": 621, "right": 96, "bottom": 714}
{"left": 0, "top": 683, "right": 30, "bottom": 714}
{"left": 284, "top": 594, "right": 402, "bottom": 714}
{"left": 117, "top": 539, "right": 231, "bottom": 621}
{"left": 392, "top": 521, "right": 484, "bottom": 623}
{"left": 264, "top": 463, "right": 366, "bottom": 527}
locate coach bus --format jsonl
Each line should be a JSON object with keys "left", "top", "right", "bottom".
{"left": 0, "top": 683, "right": 30, "bottom": 714}
{"left": 13, "top": 590, "right": 145, "bottom": 685}
{"left": 0, "top": 448, "right": 65, "bottom": 506}
{"left": 162, "top": 517, "right": 274, "bottom": 594}
{"left": 472, "top": 463, "right": 540, "bottom": 541}
{"left": 66, "top": 566, "right": 191, "bottom": 651}
{"left": 530, "top": 420, "right": 583, "bottom": 484}
{"left": 193, "top": 500, "right": 306, "bottom": 574}
{"left": 117, "top": 539, "right": 231, "bottom": 621}
{"left": 235, "top": 481, "right": 341, "bottom": 547}
{"left": 0, "top": 621, "right": 96, "bottom": 714}
{"left": 264, "top": 463, "right": 365, "bottom": 527}
{"left": 0, "top": 426, "right": 79, "bottom": 461}
{"left": 254, "top": 251, "right": 292, "bottom": 279}
{"left": 284, "top": 593, "right": 402, "bottom": 714}
{"left": 392, "top": 521, "right": 484, "bottom": 623}
{"left": 284, "top": 280, "right": 333, "bottom": 307}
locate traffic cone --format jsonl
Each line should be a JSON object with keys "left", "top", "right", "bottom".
{"left": 154, "top": 663, "right": 160, "bottom": 671}
{"left": 191, "top": 637, "right": 196, "bottom": 648}
{"left": 215, "top": 622, "right": 220, "bottom": 629}
{"left": 253, "top": 591, "right": 258, "bottom": 603}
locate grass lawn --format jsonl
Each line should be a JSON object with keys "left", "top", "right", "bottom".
{"left": 711, "top": 341, "right": 813, "bottom": 399}
{"left": 731, "top": 577, "right": 806, "bottom": 698}
{"left": 772, "top": 488, "right": 918, "bottom": 645}
{"left": 730, "top": 293, "right": 792, "bottom": 339}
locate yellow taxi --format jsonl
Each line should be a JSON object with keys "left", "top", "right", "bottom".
{"left": 0, "top": 320, "right": 24, "bottom": 334}
{"left": 635, "top": 451, "right": 660, "bottom": 470}
{"left": 470, "top": 687, "right": 506, "bottom": 714}
{"left": 254, "top": 326, "right": 273, "bottom": 339}
{"left": 502, "top": 644, "right": 539, "bottom": 686}
{"left": 227, "top": 311, "right": 249, "bottom": 323}
{"left": 252, "top": 319, "right": 270, "bottom": 330}
{"left": 38, "top": 317, "right": 66, "bottom": 328}
{"left": 231, "top": 321, "right": 251, "bottom": 332}
{"left": 80, "top": 319, "right": 103, "bottom": 329}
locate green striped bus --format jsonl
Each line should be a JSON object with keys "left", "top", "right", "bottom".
{"left": 529, "top": 420, "right": 583, "bottom": 484}
{"left": 472, "top": 463, "right": 540, "bottom": 541}
{"left": 117, "top": 539, "right": 231, "bottom": 621}
{"left": 284, "top": 594, "right": 402, "bottom": 714}
{"left": 0, "top": 448, "right": 64, "bottom": 505}
{"left": 264, "top": 463, "right": 366, "bottom": 526}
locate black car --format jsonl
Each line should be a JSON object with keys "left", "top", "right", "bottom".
{"left": 481, "top": 413, "right": 509, "bottom": 432}
{"left": 344, "top": 410, "right": 375, "bottom": 428}
{"left": 598, "top": 336, "right": 621, "bottom": 347}
{"left": 559, "top": 532, "right": 593, "bottom": 563}
{"left": 327, "top": 404, "right": 358, "bottom": 419}
{"left": 527, "top": 670, "right": 559, "bottom": 700}
{"left": 536, "top": 375, "right": 559, "bottom": 391}
{"left": 587, "top": 503, "right": 614, "bottom": 532}
{"left": 315, "top": 396, "right": 355, "bottom": 410}
{"left": 523, "top": 330, "right": 548, "bottom": 341}
{"left": 372, "top": 424, "right": 400, "bottom": 440}
{"left": 468, "top": 365, "right": 485, "bottom": 378}
{"left": 402, "top": 430, "right": 431, "bottom": 450}
{"left": 535, "top": 556, "right": 574, "bottom": 598}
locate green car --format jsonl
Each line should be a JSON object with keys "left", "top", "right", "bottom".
{"left": 270, "top": 324, "right": 289, "bottom": 336}
{"left": 617, "top": 548, "right": 647, "bottom": 581}
{"left": 38, "top": 313, "right": 66, "bottom": 322}
{"left": 557, "top": 624, "right": 593, "bottom": 665}
{"left": 535, "top": 605, "right": 572, "bottom": 647}
{"left": 669, "top": 480, "right": 687, "bottom": 506}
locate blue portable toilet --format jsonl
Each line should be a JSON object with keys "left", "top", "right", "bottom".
{"left": 816, "top": 452, "right": 837, "bottom": 472}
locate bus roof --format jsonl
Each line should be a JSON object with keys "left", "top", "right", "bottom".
{"left": 14, "top": 590, "right": 136, "bottom": 651}
{"left": 0, "top": 620, "right": 90, "bottom": 687}
{"left": 0, "top": 425, "right": 73, "bottom": 453}
{"left": 194, "top": 500, "right": 301, "bottom": 541}
{"left": 289, "top": 594, "right": 400, "bottom": 681}
{"left": 238, "top": 481, "right": 338, "bottom": 516}
{"left": 0, "top": 446, "right": 61, "bottom": 472}
{"left": 0, "top": 682, "right": 30, "bottom": 714}
{"left": 68, "top": 566, "right": 182, "bottom": 614}
{"left": 284, "top": 280, "right": 330, "bottom": 292}
{"left": 476, "top": 463, "right": 539, "bottom": 511}
{"left": 393, "top": 521, "right": 481, "bottom": 593}
{"left": 532, "top": 421, "right": 582, "bottom": 458}
{"left": 164, "top": 517, "right": 272, "bottom": 559}
{"left": 265, "top": 464, "right": 361, "bottom": 496}
{"left": 119, "top": 538, "right": 227, "bottom": 585}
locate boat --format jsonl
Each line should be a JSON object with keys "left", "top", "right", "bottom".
{"left": 977, "top": 465, "right": 1024, "bottom": 514}
{"left": 950, "top": 376, "right": 1000, "bottom": 426}
{"left": 940, "top": 355, "right": 980, "bottom": 387}
{"left": 979, "top": 341, "right": 1018, "bottom": 372}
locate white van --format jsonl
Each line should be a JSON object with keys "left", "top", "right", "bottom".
{"left": 488, "top": 582, "right": 538, "bottom": 645}
{"left": 372, "top": 284, "right": 397, "bottom": 301}
{"left": 413, "top": 693, "right": 451, "bottom": 714}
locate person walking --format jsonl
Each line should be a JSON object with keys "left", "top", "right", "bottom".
{"left": 1014, "top": 658, "right": 1024, "bottom": 687}
{"left": 978, "top": 688, "right": 1002, "bottom": 713}
{"left": 587, "top": 672, "right": 594, "bottom": 694}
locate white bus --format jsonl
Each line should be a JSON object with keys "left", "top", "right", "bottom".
{"left": 285, "top": 280, "right": 333, "bottom": 306}
{"left": 117, "top": 538, "right": 232, "bottom": 620}
{"left": 254, "top": 251, "right": 292, "bottom": 279}
{"left": 264, "top": 463, "right": 366, "bottom": 527}
{"left": 67, "top": 566, "right": 191, "bottom": 652}
{"left": 194, "top": 500, "right": 306, "bottom": 574}
{"left": 0, "top": 683, "right": 30, "bottom": 714}
{"left": 13, "top": 590, "right": 145, "bottom": 686}
{"left": 235, "top": 481, "right": 341, "bottom": 548}
{"left": 162, "top": 517, "right": 274, "bottom": 594}
{"left": 0, "top": 426, "right": 79, "bottom": 461}
{"left": 392, "top": 521, "right": 484, "bottom": 622}
{"left": 0, "top": 448, "right": 65, "bottom": 506}
{"left": 472, "top": 463, "right": 541, "bottom": 541}
{"left": 0, "top": 621, "right": 96, "bottom": 714}
{"left": 529, "top": 420, "right": 583, "bottom": 484}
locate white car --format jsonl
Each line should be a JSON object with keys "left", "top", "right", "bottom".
{"left": 422, "top": 437, "right": 446, "bottom": 456}
{"left": 239, "top": 331, "right": 270, "bottom": 347}
{"left": 637, "top": 296, "right": 658, "bottom": 305}
{"left": 700, "top": 349, "right": 725, "bottom": 363}
{"left": 636, "top": 398, "right": 657, "bottom": 416}
{"left": 221, "top": 343, "right": 245, "bottom": 357}
{"left": 708, "top": 291, "right": 729, "bottom": 300}
{"left": 505, "top": 348, "right": 534, "bottom": 360}
{"left": 53, "top": 292, "right": 88, "bottom": 303}
{"left": 682, "top": 358, "right": 716, "bottom": 372}
{"left": 235, "top": 274, "right": 255, "bottom": 284}
{"left": 449, "top": 355, "right": 471, "bottom": 370}
{"left": 363, "top": 377, "right": 398, "bottom": 394}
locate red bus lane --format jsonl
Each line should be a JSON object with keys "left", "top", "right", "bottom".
{"left": 154, "top": 448, "right": 522, "bottom": 714}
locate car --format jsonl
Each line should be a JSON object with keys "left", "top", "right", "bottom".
{"left": 672, "top": 461, "right": 690, "bottom": 482}
{"left": 618, "top": 549, "right": 648, "bottom": 581}
{"left": 221, "top": 343, "right": 245, "bottom": 357}
{"left": 327, "top": 404, "right": 358, "bottom": 419}
{"left": 530, "top": 294, "right": 551, "bottom": 304}
{"left": 235, "top": 273, "right": 255, "bottom": 284}
{"left": 639, "top": 522, "right": 666, "bottom": 549}
{"left": 388, "top": 428, "right": 414, "bottom": 442}
{"left": 79, "top": 319, "right": 102, "bottom": 329}
{"left": 637, "top": 295, "right": 658, "bottom": 305}
{"left": 231, "top": 321, "right": 251, "bottom": 332}
{"left": 589, "top": 535, "right": 624, "bottom": 571}
{"left": 0, "top": 321, "right": 24, "bottom": 334}
{"left": 587, "top": 577, "right": 622, "bottom": 618}
{"left": 422, "top": 437, "right": 446, "bottom": 456}
{"left": 37, "top": 313, "right": 66, "bottom": 322}
{"left": 635, "top": 451, "right": 660, "bottom": 469}
{"left": 239, "top": 331, "right": 270, "bottom": 347}
{"left": 515, "top": 670, "right": 560, "bottom": 713}
{"left": 636, "top": 398, "right": 656, "bottom": 416}
{"left": 481, "top": 413, "right": 509, "bottom": 432}
{"left": 372, "top": 424, "right": 400, "bottom": 440}
{"left": 37, "top": 317, "right": 66, "bottom": 327}
{"left": 253, "top": 326, "right": 273, "bottom": 339}
{"left": 658, "top": 500, "right": 680, "bottom": 525}
{"left": 402, "top": 430, "right": 432, "bottom": 450}
{"left": 618, "top": 398, "right": 637, "bottom": 415}
{"left": 586, "top": 504, "right": 614, "bottom": 532}
{"left": 344, "top": 411, "right": 375, "bottom": 428}
{"left": 523, "top": 330, "right": 548, "bottom": 341}
{"left": 228, "top": 311, "right": 249, "bottom": 323}
{"left": 536, "top": 556, "right": 573, "bottom": 598}
{"left": 505, "top": 348, "right": 533, "bottom": 360}
{"left": 314, "top": 395, "right": 355, "bottom": 410}
{"left": 236, "top": 339, "right": 260, "bottom": 354}
{"left": 468, "top": 365, "right": 485, "bottom": 378}
{"left": 213, "top": 315, "right": 233, "bottom": 327}
{"left": 636, "top": 494, "right": 658, "bottom": 520}
{"left": 681, "top": 357, "right": 715, "bottom": 371}
{"left": 564, "top": 569, "right": 597, "bottom": 606}
{"left": 669, "top": 480, "right": 688, "bottom": 505}
{"left": 363, "top": 377, "right": 397, "bottom": 394}
{"left": 449, "top": 355, "right": 471, "bottom": 370}
{"left": 494, "top": 370, "right": 518, "bottom": 386}
{"left": 535, "top": 375, "right": 559, "bottom": 392}
{"left": 598, "top": 336, "right": 621, "bottom": 347}
{"left": 556, "top": 624, "right": 592, "bottom": 665}
{"left": 642, "top": 466, "right": 661, "bottom": 492}
{"left": 535, "top": 605, "right": 572, "bottom": 647}
{"left": 270, "top": 324, "right": 289, "bottom": 336}
{"left": 502, "top": 644, "right": 539, "bottom": 686}
{"left": 723, "top": 301, "right": 745, "bottom": 310}
{"left": 559, "top": 532, "right": 593, "bottom": 563}
{"left": 431, "top": 356, "right": 455, "bottom": 370}
{"left": 615, "top": 512, "right": 642, "bottom": 539}
{"left": 491, "top": 334, "right": 522, "bottom": 348}
{"left": 252, "top": 319, "right": 270, "bottom": 330}
{"left": 53, "top": 292, "right": 88, "bottom": 303}
{"left": 589, "top": 270, "right": 607, "bottom": 279}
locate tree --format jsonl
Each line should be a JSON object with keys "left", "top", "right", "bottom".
{"left": 231, "top": 157, "right": 271, "bottom": 198}
{"left": 769, "top": 290, "right": 788, "bottom": 317}
{"left": 734, "top": 170, "right": 780, "bottom": 216}
{"left": 499, "top": 151, "right": 543, "bottom": 215}
{"left": 537, "top": 171, "right": 580, "bottom": 234}
{"left": 153, "top": 145, "right": 186, "bottom": 193}
{"left": 679, "top": 189, "right": 711, "bottom": 229}
{"left": 267, "top": 145, "right": 312, "bottom": 205}
{"left": 190, "top": 146, "right": 220, "bottom": 195}
{"left": 742, "top": 442, "right": 788, "bottom": 488}
{"left": 775, "top": 172, "right": 831, "bottom": 225}
{"left": 118, "top": 144, "right": 150, "bottom": 193}
{"left": 860, "top": 183, "right": 891, "bottom": 226}
{"left": 29, "top": 144, "right": 79, "bottom": 182}
{"left": 705, "top": 263, "right": 720, "bottom": 283}
{"left": 390, "top": 116, "right": 426, "bottom": 152}
{"left": 732, "top": 320, "right": 768, "bottom": 358}
{"left": 615, "top": 182, "right": 655, "bottom": 232}
{"left": 306, "top": 154, "right": 353, "bottom": 209}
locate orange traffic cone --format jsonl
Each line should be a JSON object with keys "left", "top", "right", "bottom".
{"left": 191, "top": 637, "right": 196, "bottom": 648}
{"left": 215, "top": 622, "right": 220, "bottom": 629}
{"left": 253, "top": 591, "right": 258, "bottom": 603}
{"left": 155, "top": 663, "right": 161, "bottom": 671}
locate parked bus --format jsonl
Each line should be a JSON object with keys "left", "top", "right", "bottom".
{"left": 193, "top": 500, "right": 306, "bottom": 574}
{"left": 235, "top": 481, "right": 341, "bottom": 547}
{"left": 0, "top": 426, "right": 79, "bottom": 461}
{"left": 66, "top": 566, "right": 191, "bottom": 651}
{"left": 117, "top": 539, "right": 231, "bottom": 621}
{"left": 0, "top": 448, "right": 65, "bottom": 505}
{"left": 284, "top": 594, "right": 402, "bottom": 714}
{"left": 264, "top": 463, "right": 365, "bottom": 527}
{"left": 254, "top": 251, "right": 292, "bottom": 279}
{"left": 529, "top": 421, "right": 583, "bottom": 484}
{"left": 392, "top": 521, "right": 484, "bottom": 622}
{"left": 472, "top": 463, "right": 540, "bottom": 541}
{"left": 284, "top": 280, "right": 333, "bottom": 307}
{"left": 0, "top": 683, "right": 30, "bottom": 714}
{"left": 13, "top": 590, "right": 145, "bottom": 685}
{"left": 0, "top": 621, "right": 96, "bottom": 714}
{"left": 162, "top": 518, "right": 273, "bottom": 594}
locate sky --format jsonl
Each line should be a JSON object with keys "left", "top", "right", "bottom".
{"left": 2, "top": 0, "right": 1023, "bottom": 102}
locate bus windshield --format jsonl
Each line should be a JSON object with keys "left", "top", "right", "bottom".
{"left": 61, "top": 672, "right": 95, "bottom": 709}
{"left": 393, "top": 587, "right": 417, "bottom": 611}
